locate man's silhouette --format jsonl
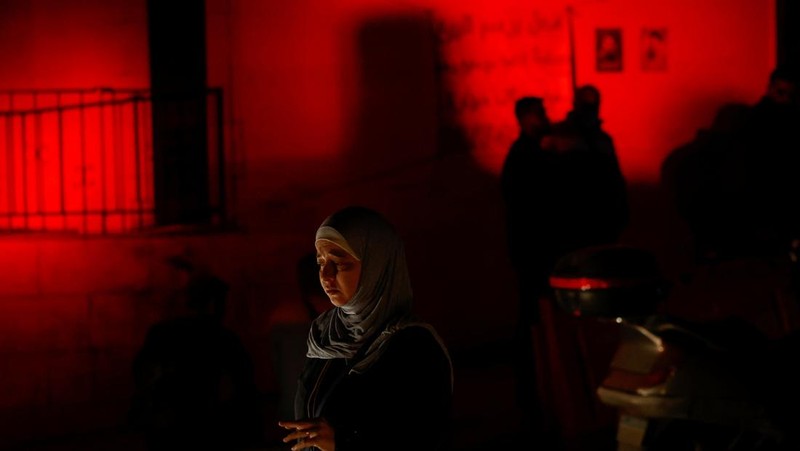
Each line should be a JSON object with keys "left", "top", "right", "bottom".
{"left": 662, "top": 66, "right": 799, "bottom": 260}
{"left": 547, "top": 84, "right": 629, "bottom": 254}
{"left": 501, "top": 96, "right": 556, "bottom": 325}
{"left": 500, "top": 96, "right": 558, "bottom": 446}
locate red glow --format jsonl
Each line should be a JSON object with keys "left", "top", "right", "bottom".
{"left": 549, "top": 276, "right": 661, "bottom": 290}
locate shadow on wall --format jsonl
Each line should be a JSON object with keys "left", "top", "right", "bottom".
{"left": 296, "top": 11, "right": 513, "bottom": 347}
{"left": 344, "top": 12, "right": 470, "bottom": 181}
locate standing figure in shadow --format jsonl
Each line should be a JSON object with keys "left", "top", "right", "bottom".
{"left": 130, "top": 264, "right": 262, "bottom": 451}
{"left": 501, "top": 96, "right": 556, "bottom": 324}
{"left": 662, "top": 65, "right": 799, "bottom": 261}
{"left": 500, "top": 96, "right": 559, "bottom": 445}
{"left": 738, "top": 65, "right": 800, "bottom": 256}
{"left": 501, "top": 88, "right": 629, "bottom": 449}
{"left": 542, "top": 84, "right": 630, "bottom": 449}
{"left": 547, "top": 84, "right": 629, "bottom": 254}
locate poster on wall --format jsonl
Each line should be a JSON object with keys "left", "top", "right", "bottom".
{"left": 596, "top": 28, "right": 622, "bottom": 72}
{"left": 641, "top": 28, "right": 667, "bottom": 71}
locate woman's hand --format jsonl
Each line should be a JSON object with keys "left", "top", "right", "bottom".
{"left": 278, "top": 418, "right": 336, "bottom": 451}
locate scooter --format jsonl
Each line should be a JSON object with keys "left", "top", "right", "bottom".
{"left": 549, "top": 244, "right": 800, "bottom": 451}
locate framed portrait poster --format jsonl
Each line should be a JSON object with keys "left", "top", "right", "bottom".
{"left": 596, "top": 28, "right": 622, "bottom": 72}
{"left": 641, "top": 28, "right": 667, "bottom": 71}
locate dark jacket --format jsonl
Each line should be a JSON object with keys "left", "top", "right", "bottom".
{"left": 551, "top": 112, "right": 629, "bottom": 253}
{"left": 500, "top": 133, "right": 560, "bottom": 272}
{"left": 294, "top": 326, "right": 453, "bottom": 451}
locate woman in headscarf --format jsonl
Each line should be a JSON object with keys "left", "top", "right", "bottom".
{"left": 279, "top": 206, "right": 453, "bottom": 451}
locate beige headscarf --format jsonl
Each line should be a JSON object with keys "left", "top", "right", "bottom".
{"left": 306, "top": 206, "right": 449, "bottom": 375}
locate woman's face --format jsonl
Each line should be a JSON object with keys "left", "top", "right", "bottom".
{"left": 315, "top": 240, "right": 362, "bottom": 307}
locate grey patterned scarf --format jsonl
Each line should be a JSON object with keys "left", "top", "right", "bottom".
{"left": 305, "top": 206, "right": 447, "bottom": 374}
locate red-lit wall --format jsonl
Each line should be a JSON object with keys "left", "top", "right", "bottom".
{"left": 0, "top": 0, "right": 149, "bottom": 89}
{"left": 0, "top": 0, "right": 779, "bottom": 447}
{"left": 208, "top": 0, "right": 774, "bottom": 190}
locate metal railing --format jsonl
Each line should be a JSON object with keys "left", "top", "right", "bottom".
{"left": 0, "top": 88, "right": 226, "bottom": 234}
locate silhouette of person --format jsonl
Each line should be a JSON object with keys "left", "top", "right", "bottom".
{"left": 661, "top": 101, "right": 753, "bottom": 259}
{"left": 743, "top": 65, "right": 800, "bottom": 252}
{"left": 546, "top": 84, "right": 629, "bottom": 254}
{"left": 501, "top": 96, "right": 556, "bottom": 324}
{"left": 130, "top": 265, "right": 262, "bottom": 451}
{"left": 499, "top": 95, "right": 558, "bottom": 444}
{"left": 538, "top": 84, "right": 629, "bottom": 449}
{"left": 662, "top": 66, "right": 799, "bottom": 261}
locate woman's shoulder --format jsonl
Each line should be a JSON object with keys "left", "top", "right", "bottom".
{"left": 381, "top": 324, "right": 451, "bottom": 368}
{"left": 388, "top": 324, "right": 445, "bottom": 347}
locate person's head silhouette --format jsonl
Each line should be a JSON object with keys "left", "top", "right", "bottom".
{"left": 514, "top": 96, "right": 550, "bottom": 139}
{"left": 765, "top": 66, "right": 798, "bottom": 106}
{"left": 573, "top": 85, "right": 601, "bottom": 118}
